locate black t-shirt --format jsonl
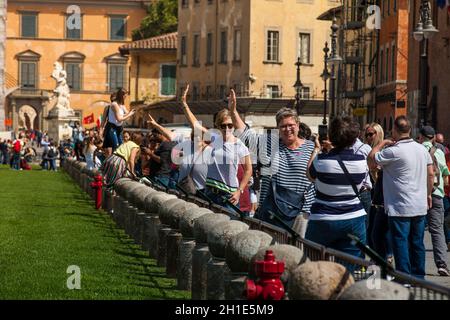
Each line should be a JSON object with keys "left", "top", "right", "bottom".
{"left": 154, "top": 141, "right": 176, "bottom": 176}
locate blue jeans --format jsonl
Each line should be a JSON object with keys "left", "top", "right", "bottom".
{"left": 12, "top": 153, "right": 20, "bottom": 170}
{"left": 305, "top": 215, "right": 366, "bottom": 273}
{"left": 388, "top": 215, "right": 426, "bottom": 278}
{"left": 371, "top": 206, "right": 394, "bottom": 260}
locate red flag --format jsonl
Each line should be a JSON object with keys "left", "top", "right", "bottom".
{"left": 96, "top": 118, "right": 101, "bottom": 128}
{"left": 83, "top": 113, "right": 94, "bottom": 125}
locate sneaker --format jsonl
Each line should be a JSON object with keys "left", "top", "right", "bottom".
{"left": 438, "top": 267, "right": 450, "bottom": 277}
{"left": 386, "top": 255, "right": 394, "bottom": 267}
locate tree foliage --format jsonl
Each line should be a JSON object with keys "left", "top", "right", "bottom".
{"left": 132, "top": 0, "right": 178, "bottom": 40}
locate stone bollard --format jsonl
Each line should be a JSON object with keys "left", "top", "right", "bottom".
{"left": 206, "top": 220, "right": 249, "bottom": 300}
{"left": 133, "top": 188, "right": 156, "bottom": 211}
{"left": 177, "top": 207, "right": 213, "bottom": 291}
{"left": 118, "top": 198, "right": 130, "bottom": 229}
{"left": 146, "top": 215, "right": 161, "bottom": 259}
{"left": 157, "top": 225, "right": 172, "bottom": 267}
{"left": 177, "top": 239, "right": 196, "bottom": 291}
{"left": 224, "top": 230, "right": 274, "bottom": 300}
{"left": 126, "top": 207, "right": 138, "bottom": 237}
{"left": 102, "top": 187, "right": 109, "bottom": 211}
{"left": 206, "top": 257, "right": 231, "bottom": 300}
{"left": 166, "top": 230, "right": 183, "bottom": 278}
{"left": 339, "top": 279, "right": 412, "bottom": 300}
{"left": 191, "top": 243, "right": 212, "bottom": 300}
{"left": 111, "top": 194, "right": 120, "bottom": 220}
{"left": 288, "top": 261, "right": 354, "bottom": 300}
{"left": 134, "top": 212, "right": 146, "bottom": 245}
{"left": 192, "top": 213, "right": 231, "bottom": 300}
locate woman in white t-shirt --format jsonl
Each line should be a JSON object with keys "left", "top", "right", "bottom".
{"left": 180, "top": 86, "right": 252, "bottom": 211}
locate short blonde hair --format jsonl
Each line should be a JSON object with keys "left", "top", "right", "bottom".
{"left": 275, "top": 107, "right": 300, "bottom": 126}
{"left": 215, "top": 109, "right": 232, "bottom": 128}
{"left": 365, "top": 122, "right": 384, "bottom": 147}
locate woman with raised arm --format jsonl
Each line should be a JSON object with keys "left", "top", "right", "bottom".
{"left": 180, "top": 86, "right": 252, "bottom": 210}
{"left": 230, "top": 91, "right": 315, "bottom": 236}
{"left": 147, "top": 112, "right": 211, "bottom": 194}
{"left": 103, "top": 88, "right": 136, "bottom": 157}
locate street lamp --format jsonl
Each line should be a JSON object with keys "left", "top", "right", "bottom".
{"left": 328, "top": 17, "right": 342, "bottom": 119}
{"left": 293, "top": 57, "right": 303, "bottom": 115}
{"left": 319, "top": 42, "right": 331, "bottom": 141}
{"left": 413, "top": 0, "right": 438, "bottom": 128}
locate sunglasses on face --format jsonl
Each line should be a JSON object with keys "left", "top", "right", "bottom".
{"left": 365, "top": 132, "right": 375, "bottom": 138}
{"left": 220, "top": 123, "right": 234, "bottom": 129}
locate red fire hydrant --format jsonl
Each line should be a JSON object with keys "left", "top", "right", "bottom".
{"left": 245, "top": 250, "right": 285, "bottom": 300}
{"left": 90, "top": 174, "right": 103, "bottom": 210}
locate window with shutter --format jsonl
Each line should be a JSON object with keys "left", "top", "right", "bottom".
{"left": 66, "top": 63, "right": 81, "bottom": 91}
{"left": 160, "top": 65, "right": 176, "bottom": 96}
{"left": 21, "top": 13, "right": 37, "bottom": 38}
{"left": 66, "top": 15, "right": 82, "bottom": 39}
{"left": 20, "top": 62, "right": 36, "bottom": 88}
{"left": 108, "top": 64, "right": 126, "bottom": 91}
{"left": 298, "top": 33, "right": 310, "bottom": 64}
{"left": 110, "top": 16, "right": 126, "bottom": 40}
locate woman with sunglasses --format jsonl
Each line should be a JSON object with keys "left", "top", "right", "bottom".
{"left": 230, "top": 94, "right": 315, "bottom": 237}
{"left": 103, "top": 88, "right": 136, "bottom": 157}
{"left": 180, "top": 86, "right": 252, "bottom": 211}
{"left": 365, "top": 122, "right": 394, "bottom": 265}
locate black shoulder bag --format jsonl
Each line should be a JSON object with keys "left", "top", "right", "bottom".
{"left": 336, "top": 154, "right": 362, "bottom": 202}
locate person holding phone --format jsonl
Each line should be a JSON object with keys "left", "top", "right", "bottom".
{"left": 103, "top": 88, "right": 135, "bottom": 157}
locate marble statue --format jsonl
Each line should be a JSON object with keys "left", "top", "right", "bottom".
{"left": 50, "top": 62, "right": 73, "bottom": 114}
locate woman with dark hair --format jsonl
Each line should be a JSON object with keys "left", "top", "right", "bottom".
{"left": 101, "top": 132, "right": 142, "bottom": 187}
{"left": 103, "top": 88, "right": 135, "bottom": 157}
{"left": 306, "top": 117, "right": 367, "bottom": 267}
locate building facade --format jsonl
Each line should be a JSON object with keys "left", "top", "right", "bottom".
{"left": 119, "top": 32, "right": 177, "bottom": 128}
{"left": 408, "top": 0, "right": 450, "bottom": 136}
{"left": 4, "top": 0, "right": 149, "bottom": 133}
{"left": 173, "top": 0, "right": 340, "bottom": 130}
{"left": 375, "top": 0, "right": 408, "bottom": 135}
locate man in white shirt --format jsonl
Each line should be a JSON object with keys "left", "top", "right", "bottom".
{"left": 368, "top": 116, "right": 434, "bottom": 279}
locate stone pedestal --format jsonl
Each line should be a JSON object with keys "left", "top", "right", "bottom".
{"left": 192, "top": 243, "right": 212, "bottom": 300}
{"left": 46, "top": 110, "right": 78, "bottom": 144}
{"left": 206, "top": 257, "right": 230, "bottom": 300}
{"left": 166, "top": 230, "right": 183, "bottom": 278}
{"left": 135, "top": 212, "right": 146, "bottom": 245}
{"left": 177, "top": 239, "right": 196, "bottom": 291}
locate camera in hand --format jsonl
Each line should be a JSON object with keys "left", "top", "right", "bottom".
{"left": 318, "top": 124, "right": 328, "bottom": 142}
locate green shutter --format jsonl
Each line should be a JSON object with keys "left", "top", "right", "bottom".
{"left": 161, "top": 65, "right": 169, "bottom": 95}
{"left": 66, "top": 16, "right": 81, "bottom": 39}
{"left": 110, "top": 17, "right": 125, "bottom": 40}
{"left": 22, "top": 14, "right": 36, "bottom": 38}
{"left": 21, "top": 62, "right": 36, "bottom": 88}
{"left": 109, "top": 65, "right": 116, "bottom": 91}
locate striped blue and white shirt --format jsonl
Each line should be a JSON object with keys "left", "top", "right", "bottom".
{"left": 239, "top": 126, "right": 315, "bottom": 213}
{"left": 309, "top": 148, "right": 367, "bottom": 221}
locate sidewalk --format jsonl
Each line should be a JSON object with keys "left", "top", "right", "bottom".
{"left": 425, "top": 231, "right": 450, "bottom": 288}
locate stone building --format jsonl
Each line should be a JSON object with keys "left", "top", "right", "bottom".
{"left": 4, "top": 0, "right": 149, "bottom": 132}
{"left": 408, "top": 0, "right": 450, "bottom": 136}
{"left": 150, "top": 0, "right": 341, "bottom": 131}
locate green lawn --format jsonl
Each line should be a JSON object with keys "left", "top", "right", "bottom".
{"left": 0, "top": 165, "right": 190, "bottom": 300}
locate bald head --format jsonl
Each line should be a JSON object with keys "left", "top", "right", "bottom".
{"left": 436, "top": 133, "right": 444, "bottom": 144}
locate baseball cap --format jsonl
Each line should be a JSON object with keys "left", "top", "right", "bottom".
{"left": 420, "top": 125, "right": 435, "bottom": 138}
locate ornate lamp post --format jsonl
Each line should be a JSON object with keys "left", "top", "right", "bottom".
{"left": 319, "top": 42, "right": 331, "bottom": 140}
{"left": 413, "top": 0, "right": 438, "bottom": 128}
{"left": 293, "top": 57, "right": 303, "bottom": 115}
{"left": 328, "top": 17, "right": 342, "bottom": 119}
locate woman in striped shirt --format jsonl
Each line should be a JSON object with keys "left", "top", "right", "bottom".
{"left": 306, "top": 117, "right": 367, "bottom": 265}
{"left": 231, "top": 102, "right": 315, "bottom": 237}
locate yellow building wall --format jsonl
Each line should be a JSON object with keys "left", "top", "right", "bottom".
{"left": 6, "top": 1, "right": 147, "bottom": 128}
{"left": 177, "top": 0, "right": 338, "bottom": 100}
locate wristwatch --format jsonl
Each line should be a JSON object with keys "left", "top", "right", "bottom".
{"left": 238, "top": 187, "right": 244, "bottom": 194}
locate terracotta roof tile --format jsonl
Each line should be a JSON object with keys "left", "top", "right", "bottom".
{"left": 120, "top": 32, "right": 177, "bottom": 52}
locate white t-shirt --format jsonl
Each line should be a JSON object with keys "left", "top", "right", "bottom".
{"left": 108, "top": 102, "right": 126, "bottom": 126}
{"left": 375, "top": 138, "right": 433, "bottom": 217}
{"left": 205, "top": 138, "right": 250, "bottom": 192}
{"left": 172, "top": 138, "right": 212, "bottom": 190}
